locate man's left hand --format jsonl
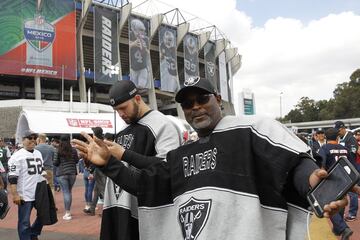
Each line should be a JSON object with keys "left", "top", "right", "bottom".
{"left": 309, "top": 169, "right": 348, "bottom": 218}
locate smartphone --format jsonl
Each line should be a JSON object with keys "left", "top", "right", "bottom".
{"left": 307, "top": 156, "right": 360, "bottom": 218}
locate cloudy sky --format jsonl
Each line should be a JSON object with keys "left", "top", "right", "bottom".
{"left": 129, "top": 0, "right": 360, "bottom": 119}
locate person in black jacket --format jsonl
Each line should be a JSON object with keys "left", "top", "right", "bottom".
{"left": 73, "top": 77, "right": 349, "bottom": 240}
{"left": 335, "top": 121, "right": 360, "bottom": 224}
{"left": 54, "top": 134, "right": 79, "bottom": 220}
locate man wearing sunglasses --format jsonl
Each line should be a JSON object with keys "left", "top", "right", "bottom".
{"left": 8, "top": 130, "right": 45, "bottom": 240}
{"left": 73, "top": 77, "right": 348, "bottom": 240}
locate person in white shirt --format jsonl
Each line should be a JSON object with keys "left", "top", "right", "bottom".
{"left": 8, "top": 130, "right": 45, "bottom": 240}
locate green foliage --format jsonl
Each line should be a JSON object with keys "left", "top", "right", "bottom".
{"left": 283, "top": 75, "right": 360, "bottom": 123}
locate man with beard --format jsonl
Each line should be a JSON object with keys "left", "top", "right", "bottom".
{"left": 74, "top": 77, "right": 348, "bottom": 240}
{"left": 99, "top": 80, "right": 182, "bottom": 240}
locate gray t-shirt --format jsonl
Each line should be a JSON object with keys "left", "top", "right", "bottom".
{"left": 35, "top": 143, "right": 55, "bottom": 170}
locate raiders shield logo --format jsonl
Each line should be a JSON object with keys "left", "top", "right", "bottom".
{"left": 184, "top": 76, "right": 200, "bottom": 86}
{"left": 113, "top": 183, "right": 122, "bottom": 200}
{"left": 178, "top": 197, "right": 212, "bottom": 240}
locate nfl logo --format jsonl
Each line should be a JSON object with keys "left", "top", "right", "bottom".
{"left": 24, "top": 14, "right": 55, "bottom": 52}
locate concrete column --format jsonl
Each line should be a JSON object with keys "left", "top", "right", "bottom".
{"left": 225, "top": 47, "right": 238, "bottom": 63}
{"left": 198, "top": 31, "right": 211, "bottom": 51}
{"left": 117, "top": 3, "right": 132, "bottom": 79}
{"left": 77, "top": 0, "right": 92, "bottom": 102}
{"left": 176, "top": 23, "right": 190, "bottom": 46}
{"left": 34, "top": 76, "right": 41, "bottom": 100}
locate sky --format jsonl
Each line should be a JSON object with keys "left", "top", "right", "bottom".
{"left": 129, "top": 0, "right": 360, "bottom": 119}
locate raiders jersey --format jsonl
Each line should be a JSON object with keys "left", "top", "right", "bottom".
{"left": 184, "top": 45, "right": 199, "bottom": 80}
{"left": 100, "top": 110, "right": 181, "bottom": 240}
{"left": 8, "top": 148, "right": 44, "bottom": 201}
{"left": 160, "top": 43, "right": 177, "bottom": 76}
{"left": 130, "top": 33, "right": 149, "bottom": 71}
{"left": 108, "top": 115, "right": 317, "bottom": 240}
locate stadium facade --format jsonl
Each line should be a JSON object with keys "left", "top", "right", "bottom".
{"left": 0, "top": 0, "right": 241, "bottom": 139}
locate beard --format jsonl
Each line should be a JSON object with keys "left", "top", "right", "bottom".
{"left": 124, "top": 100, "right": 140, "bottom": 124}
{"left": 188, "top": 114, "right": 212, "bottom": 131}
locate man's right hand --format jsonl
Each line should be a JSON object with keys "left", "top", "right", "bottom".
{"left": 72, "top": 132, "right": 111, "bottom": 167}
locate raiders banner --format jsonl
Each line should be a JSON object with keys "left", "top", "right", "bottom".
{"left": 183, "top": 34, "right": 199, "bottom": 86}
{"left": 94, "top": 6, "right": 119, "bottom": 84}
{"left": 129, "top": 16, "right": 151, "bottom": 89}
{"left": 159, "top": 26, "right": 178, "bottom": 92}
{"left": 204, "top": 42, "right": 218, "bottom": 92}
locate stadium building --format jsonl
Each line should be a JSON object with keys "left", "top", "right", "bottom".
{"left": 0, "top": 0, "right": 241, "bottom": 141}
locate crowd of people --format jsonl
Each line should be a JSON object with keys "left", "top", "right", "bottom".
{"left": 0, "top": 77, "right": 359, "bottom": 240}
{"left": 297, "top": 121, "right": 360, "bottom": 239}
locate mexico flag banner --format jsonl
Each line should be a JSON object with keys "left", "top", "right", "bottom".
{"left": 0, "top": 0, "right": 77, "bottom": 80}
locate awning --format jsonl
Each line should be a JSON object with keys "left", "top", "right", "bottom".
{"left": 16, "top": 109, "right": 126, "bottom": 143}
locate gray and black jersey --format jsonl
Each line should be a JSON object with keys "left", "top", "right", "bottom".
{"left": 100, "top": 110, "right": 181, "bottom": 240}
{"left": 104, "top": 115, "right": 317, "bottom": 240}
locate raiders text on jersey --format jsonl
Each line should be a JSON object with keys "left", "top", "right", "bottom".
{"left": 182, "top": 148, "right": 217, "bottom": 178}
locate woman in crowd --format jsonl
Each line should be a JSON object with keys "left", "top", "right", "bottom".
{"left": 54, "top": 135, "right": 79, "bottom": 220}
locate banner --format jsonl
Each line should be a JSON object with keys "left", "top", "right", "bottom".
{"left": 159, "top": 26, "right": 178, "bottom": 92}
{"left": 0, "top": 0, "right": 77, "bottom": 80}
{"left": 94, "top": 6, "right": 119, "bottom": 84}
{"left": 204, "top": 42, "right": 217, "bottom": 91}
{"left": 129, "top": 16, "right": 151, "bottom": 89}
{"left": 218, "top": 51, "right": 228, "bottom": 101}
{"left": 183, "top": 34, "right": 199, "bottom": 85}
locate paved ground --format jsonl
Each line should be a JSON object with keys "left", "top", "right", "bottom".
{"left": 0, "top": 175, "right": 102, "bottom": 240}
{"left": 0, "top": 175, "right": 359, "bottom": 240}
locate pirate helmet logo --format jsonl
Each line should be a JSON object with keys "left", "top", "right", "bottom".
{"left": 178, "top": 197, "right": 212, "bottom": 240}
{"left": 113, "top": 183, "right": 123, "bottom": 200}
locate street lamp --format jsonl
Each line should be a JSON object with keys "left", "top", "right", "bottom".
{"left": 280, "top": 92, "right": 283, "bottom": 119}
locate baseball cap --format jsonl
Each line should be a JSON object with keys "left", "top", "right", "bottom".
{"left": 108, "top": 80, "right": 138, "bottom": 107}
{"left": 175, "top": 77, "right": 217, "bottom": 103}
{"left": 20, "top": 130, "right": 38, "bottom": 139}
{"left": 334, "top": 121, "right": 345, "bottom": 130}
{"left": 325, "top": 128, "right": 339, "bottom": 141}
{"left": 316, "top": 129, "right": 325, "bottom": 134}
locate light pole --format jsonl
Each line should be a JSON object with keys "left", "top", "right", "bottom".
{"left": 280, "top": 92, "right": 283, "bottom": 119}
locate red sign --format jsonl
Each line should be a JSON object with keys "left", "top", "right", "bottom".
{"left": 66, "top": 118, "right": 113, "bottom": 128}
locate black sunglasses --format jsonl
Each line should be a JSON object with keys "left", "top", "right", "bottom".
{"left": 181, "top": 94, "right": 213, "bottom": 109}
{"left": 25, "top": 136, "right": 37, "bottom": 140}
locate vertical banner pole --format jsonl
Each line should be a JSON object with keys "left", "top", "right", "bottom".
{"left": 87, "top": 88, "right": 91, "bottom": 113}
{"left": 61, "top": 65, "right": 64, "bottom": 101}
{"left": 70, "top": 86, "right": 73, "bottom": 113}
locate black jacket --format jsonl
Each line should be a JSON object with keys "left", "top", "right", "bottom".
{"left": 54, "top": 148, "right": 79, "bottom": 176}
{"left": 35, "top": 181, "right": 57, "bottom": 225}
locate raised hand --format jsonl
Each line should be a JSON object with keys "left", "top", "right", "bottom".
{"left": 103, "top": 140, "right": 125, "bottom": 160}
{"left": 71, "top": 132, "right": 111, "bottom": 166}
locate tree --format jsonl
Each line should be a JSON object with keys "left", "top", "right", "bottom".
{"left": 284, "top": 73, "right": 360, "bottom": 122}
